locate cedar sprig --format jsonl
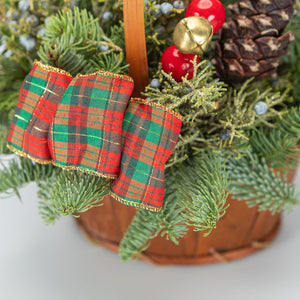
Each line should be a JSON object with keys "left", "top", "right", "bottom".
{"left": 144, "top": 58, "right": 226, "bottom": 120}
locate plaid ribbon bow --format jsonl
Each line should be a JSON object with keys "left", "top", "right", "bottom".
{"left": 7, "top": 61, "right": 73, "bottom": 163}
{"left": 7, "top": 62, "right": 183, "bottom": 211}
{"left": 48, "top": 70, "right": 134, "bottom": 178}
{"left": 110, "top": 99, "right": 183, "bottom": 211}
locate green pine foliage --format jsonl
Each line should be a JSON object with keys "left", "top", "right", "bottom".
{"left": 0, "top": 1, "right": 299, "bottom": 261}
{"left": 145, "top": 59, "right": 225, "bottom": 116}
{"left": 280, "top": 1, "right": 300, "bottom": 103}
{"left": 144, "top": 59, "right": 227, "bottom": 166}
{"left": 219, "top": 81, "right": 288, "bottom": 128}
{"left": 1, "top": 0, "right": 67, "bottom": 70}
{"left": 37, "top": 174, "right": 60, "bottom": 224}
{"left": 38, "top": 7, "right": 126, "bottom": 76}
{"left": 119, "top": 167, "right": 188, "bottom": 262}
{"left": 249, "top": 127, "right": 299, "bottom": 169}
{"left": 277, "top": 106, "right": 300, "bottom": 138}
{"left": 145, "top": 65, "right": 290, "bottom": 167}
{"left": 227, "top": 152, "right": 299, "bottom": 214}
{"left": 0, "top": 111, "right": 12, "bottom": 154}
{"left": 177, "top": 152, "right": 229, "bottom": 235}
{"left": 247, "top": 105, "right": 300, "bottom": 169}
{"left": 0, "top": 156, "right": 59, "bottom": 199}
{"left": 38, "top": 171, "right": 110, "bottom": 224}
{"left": 119, "top": 151, "right": 229, "bottom": 262}
{"left": 0, "top": 58, "right": 26, "bottom": 111}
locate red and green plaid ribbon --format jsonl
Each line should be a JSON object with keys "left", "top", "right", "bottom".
{"left": 48, "top": 71, "right": 134, "bottom": 178}
{"left": 7, "top": 60, "right": 73, "bottom": 163}
{"left": 7, "top": 61, "right": 183, "bottom": 211}
{"left": 110, "top": 99, "right": 183, "bottom": 212}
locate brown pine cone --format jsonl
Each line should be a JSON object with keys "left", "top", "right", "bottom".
{"left": 212, "top": 0, "right": 296, "bottom": 84}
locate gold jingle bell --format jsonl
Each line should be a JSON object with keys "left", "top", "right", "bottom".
{"left": 173, "top": 16, "right": 213, "bottom": 55}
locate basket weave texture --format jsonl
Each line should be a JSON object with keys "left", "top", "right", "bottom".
{"left": 78, "top": 168, "right": 296, "bottom": 265}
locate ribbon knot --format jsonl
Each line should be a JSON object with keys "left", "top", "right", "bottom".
{"left": 7, "top": 61, "right": 183, "bottom": 212}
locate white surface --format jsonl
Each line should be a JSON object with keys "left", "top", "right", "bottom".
{"left": 1, "top": 155, "right": 300, "bottom": 300}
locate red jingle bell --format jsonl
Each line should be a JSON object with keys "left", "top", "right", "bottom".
{"left": 161, "top": 45, "right": 200, "bottom": 82}
{"left": 185, "top": 0, "right": 226, "bottom": 33}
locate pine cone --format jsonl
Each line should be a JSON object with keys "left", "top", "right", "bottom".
{"left": 212, "top": 0, "right": 296, "bottom": 84}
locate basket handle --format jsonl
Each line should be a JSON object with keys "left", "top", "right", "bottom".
{"left": 123, "top": 0, "right": 149, "bottom": 97}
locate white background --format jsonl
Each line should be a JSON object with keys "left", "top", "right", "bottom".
{"left": 1, "top": 154, "right": 300, "bottom": 300}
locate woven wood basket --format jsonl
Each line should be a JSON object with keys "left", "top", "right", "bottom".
{"left": 77, "top": 0, "right": 298, "bottom": 265}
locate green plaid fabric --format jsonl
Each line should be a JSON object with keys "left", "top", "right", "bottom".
{"left": 7, "top": 60, "right": 73, "bottom": 163}
{"left": 48, "top": 71, "right": 134, "bottom": 178}
{"left": 110, "top": 98, "right": 183, "bottom": 211}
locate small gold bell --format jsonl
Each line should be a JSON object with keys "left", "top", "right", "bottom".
{"left": 173, "top": 16, "right": 213, "bottom": 55}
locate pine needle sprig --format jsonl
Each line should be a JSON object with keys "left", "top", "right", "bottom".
{"left": 249, "top": 128, "right": 299, "bottom": 169}
{"left": 119, "top": 167, "right": 188, "bottom": 262}
{"left": 0, "top": 90, "right": 20, "bottom": 113}
{"left": 0, "top": 157, "right": 59, "bottom": 199}
{"left": 143, "top": 59, "right": 227, "bottom": 166}
{"left": 144, "top": 59, "right": 226, "bottom": 119}
{"left": 177, "top": 151, "right": 230, "bottom": 236}
{"left": 38, "top": 7, "right": 126, "bottom": 76}
{"left": 119, "top": 151, "right": 230, "bottom": 261}
{"left": 216, "top": 79, "right": 288, "bottom": 132}
{"left": 281, "top": 4, "right": 300, "bottom": 69}
{"left": 37, "top": 175, "right": 60, "bottom": 224}
{"left": 144, "top": 63, "right": 290, "bottom": 166}
{"left": 41, "top": 6, "right": 104, "bottom": 43}
{"left": 37, "top": 171, "right": 110, "bottom": 224}
{"left": 205, "top": 79, "right": 291, "bottom": 152}
{"left": 0, "top": 111, "right": 12, "bottom": 154}
{"left": 227, "top": 153, "right": 299, "bottom": 214}
{"left": 277, "top": 106, "right": 300, "bottom": 138}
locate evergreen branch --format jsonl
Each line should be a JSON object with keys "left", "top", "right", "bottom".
{"left": 249, "top": 127, "right": 299, "bottom": 169}
{"left": 89, "top": 51, "right": 128, "bottom": 74}
{"left": 143, "top": 59, "right": 227, "bottom": 166}
{"left": 227, "top": 153, "right": 299, "bottom": 214}
{"left": 109, "top": 21, "right": 125, "bottom": 50}
{"left": 0, "top": 90, "right": 19, "bottom": 112}
{"left": 177, "top": 151, "right": 230, "bottom": 236}
{"left": 158, "top": 187, "right": 188, "bottom": 244}
{"left": 37, "top": 175, "right": 60, "bottom": 224}
{"left": 217, "top": 79, "right": 288, "bottom": 133}
{"left": 277, "top": 106, "right": 300, "bottom": 138}
{"left": 0, "top": 157, "right": 59, "bottom": 199}
{"left": 38, "top": 171, "right": 110, "bottom": 224}
{"left": 119, "top": 167, "right": 188, "bottom": 262}
{"left": 0, "top": 57, "right": 26, "bottom": 93}
{"left": 144, "top": 64, "right": 290, "bottom": 166}
{"left": 41, "top": 6, "right": 104, "bottom": 43}
{"left": 119, "top": 151, "right": 230, "bottom": 261}
{"left": 281, "top": 6, "right": 300, "bottom": 68}
{"left": 0, "top": 111, "right": 12, "bottom": 154}
{"left": 279, "top": 5, "right": 300, "bottom": 102}
{"left": 203, "top": 80, "right": 291, "bottom": 153}
{"left": 38, "top": 7, "right": 126, "bottom": 76}
{"left": 144, "top": 59, "right": 226, "bottom": 118}
{"left": 119, "top": 208, "right": 163, "bottom": 262}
